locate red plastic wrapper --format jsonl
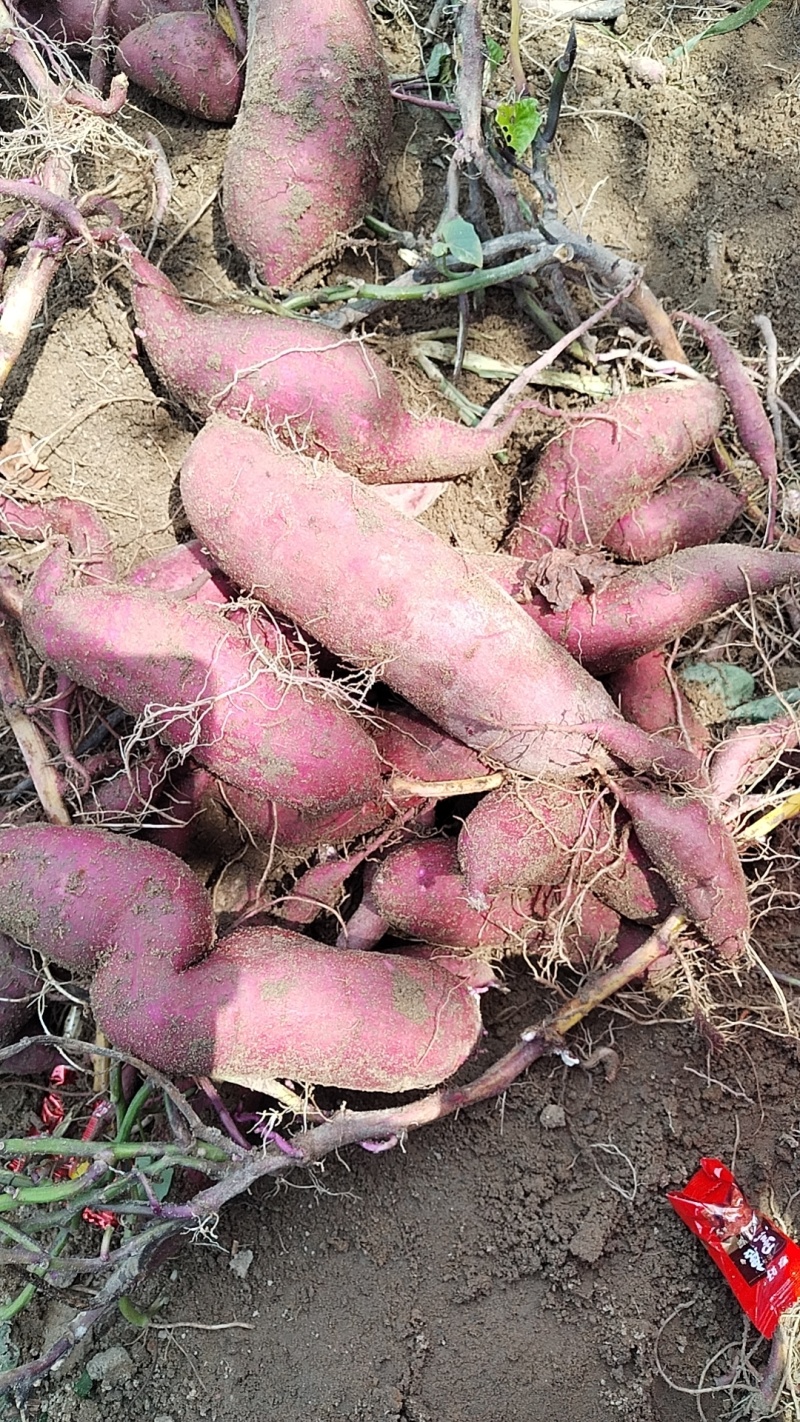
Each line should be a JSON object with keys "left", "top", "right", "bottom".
{"left": 669, "top": 1158, "right": 800, "bottom": 1339}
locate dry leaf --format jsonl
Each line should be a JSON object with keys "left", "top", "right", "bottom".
{"left": 0, "top": 432, "right": 50, "bottom": 491}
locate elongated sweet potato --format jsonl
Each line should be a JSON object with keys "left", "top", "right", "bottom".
{"left": 179, "top": 419, "right": 622, "bottom": 779}
{"left": 0, "top": 826, "right": 482, "bottom": 1093}
{"left": 19, "top": 0, "right": 201, "bottom": 43}
{"left": 123, "top": 245, "right": 517, "bottom": 484}
{"left": 371, "top": 839, "right": 533, "bottom": 951}
{"left": 603, "top": 474, "right": 744, "bottom": 563}
{"left": 610, "top": 779, "right": 749, "bottom": 956}
{"left": 115, "top": 13, "right": 243, "bottom": 122}
{"left": 125, "top": 539, "right": 230, "bottom": 604}
{"left": 505, "top": 383, "right": 725, "bottom": 559}
{"left": 22, "top": 541, "right": 381, "bottom": 813}
{"left": 479, "top": 546, "right": 800, "bottom": 674}
{"left": 374, "top": 704, "right": 489, "bottom": 786}
{"left": 222, "top": 0, "right": 391, "bottom": 287}
{"left": 708, "top": 716, "right": 800, "bottom": 804}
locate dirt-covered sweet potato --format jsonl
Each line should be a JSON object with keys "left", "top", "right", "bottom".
{"left": 457, "top": 781, "right": 586, "bottom": 899}
{"left": 179, "top": 419, "right": 622, "bottom": 780}
{"left": 115, "top": 13, "right": 243, "bottom": 122}
{"left": 371, "top": 839, "right": 533, "bottom": 951}
{"left": 0, "top": 826, "right": 483, "bottom": 1093}
{"left": 603, "top": 473, "right": 744, "bottom": 563}
{"left": 607, "top": 650, "right": 709, "bottom": 755}
{"left": 480, "top": 545, "right": 800, "bottom": 674}
{"left": 0, "top": 933, "right": 39, "bottom": 1047}
{"left": 610, "top": 779, "right": 749, "bottom": 956}
{"left": 123, "top": 245, "right": 517, "bottom": 484}
{"left": 505, "top": 383, "right": 725, "bottom": 559}
{"left": 221, "top": 0, "right": 391, "bottom": 286}
{"left": 22, "top": 540, "right": 382, "bottom": 814}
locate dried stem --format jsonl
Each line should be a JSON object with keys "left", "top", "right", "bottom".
{"left": 0, "top": 618, "right": 70, "bottom": 824}
{"left": 0, "top": 155, "right": 71, "bottom": 396}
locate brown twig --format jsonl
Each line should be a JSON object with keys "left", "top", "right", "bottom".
{"left": 0, "top": 155, "right": 71, "bottom": 396}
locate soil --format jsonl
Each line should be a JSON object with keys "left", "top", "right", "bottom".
{"left": 2, "top": 1, "right": 800, "bottom": 1419}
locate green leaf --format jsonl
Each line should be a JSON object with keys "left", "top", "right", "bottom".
{"left": 666, "top": 0, "right": 774, "bottom": 63}
{"left": 425, "top": 41, "right": 451, "bottom": 81}
{"left": 74, "top": 1370, "right": 93, "bottom": 1399}
{"left": 438, "top": 216, "right": 484, "bottom": 269}
{"left": 495, "top": 97, "right": 541, "bottom": 154}
{"left": 485, "top": 36, "right": 504, "bottom": 66}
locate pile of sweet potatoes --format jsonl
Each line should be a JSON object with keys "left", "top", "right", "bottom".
{"left": 0, "top": 0, "right": 797, "bottom": 1105}
{"left": 0, "top": 247, "right": 797, "bottom": 1098}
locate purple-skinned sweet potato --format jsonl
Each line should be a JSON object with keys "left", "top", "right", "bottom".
{"left": 610, "top": 778, "right": 749, "bottom": 956}
{"left": 115, "top": 13, "right": 243, "bottom": 123}
{"left": 123, "top": 244, "right": 518, "bottom": 484}
{"left": 0, "top": 826, "right": 483, "bottom": 1093}
{"left": 371, "top": 838, "right": 533, "bottom": 952}
{"left": 457, "top": 781, "right": 587, "bottom": 899}
{"left": 21, "top": 540, "right": 382, "bottom": 814}
{"left": 477, "top": 545, "right": 800, "bottom": 674}
{"left": 221, "top": 0, "right": 391, "bottom": 287}
{"left": 125, "top": 539, "right": 230, "bottom": 604}
{"left": 374, "top": 704, "right": 489, "bottom": 788}
{"left": 17, "top": 0, "right": 201, "bottom": 44}
{"left": 0, "top": 932, "right": 39, "bottom": 1047}
{"left": 505, "top": 382, "right": 725, "bottom": 559}
{"left": 607, "top": 650, "right": 709, "bottom": 755}
{"left": 179, "top": 419, "right": 622, "bottom": 780}
{"left": 603, "top": 473, "right": 744, "bottom": 563}
{"left": 0, "top": 492, "right": 114, "bottom": 582}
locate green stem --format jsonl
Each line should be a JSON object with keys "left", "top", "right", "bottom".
{"left": 514, "top": 280, "right": 591, "bottom": 363}
{"left": 0, "top": 1165, "right": 110, "bottom": 1212}
{"left": 118, "top": 1295, "right": 152, "bottom": 1329}
{"left": 0, "top": 1229, "right": 71, "bottom": 1322}
{"left": 116, "top": 1082, "right": 153, "bottom": 1145}
{"left": 0, "top": 1136, "right": 230, "bottom": 1164}
{"left": 280, "top": 249, "right": 564, "bottom": 312}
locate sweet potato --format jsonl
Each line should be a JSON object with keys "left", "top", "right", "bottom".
{"left": 607, "top": 650, "right": 709, "bottom": 755}
{"left": 552, "top": 888, "right": 620, "bottom": 966}
{"left": 123, "top": 244, "right": 517, "bottom": 484}
{"left": 708, "top": 716, "right": 800, "bottom": 804}
{"left": 677, "top": 311, "right": 778, "bottom": 541}
{"left": 374, "top": 704, "right": 489, "bottom": 787}
{"left": 603, "top": 473, "right": 744, "bottom": 563}
{"left": 0, "top": 492, "right": 114, "bottom": 582}
{"left": 17, "top": 0, "right": 201, "bottom": 43}
{"left": 125, "top": 539, "right": 230, "bottom": 605}
{"left": 457, "top": 781, "right": 586, "bottom": 899}
{"left": 371, "top": 839, "right": 533, "bottom": 951}
{"left": 0, "top": 932, "right": 39, "bottom": 1047}
{"left": 610, "top": 778, "right": 749, "bottom": 956}
{"left": 115, "top": 13, "right": 243, "bottom": 122}
{"left": 221, "top": 0, "right": 391, "bottom": 287}
{"left": 22, "top": 540, "right": 382, "bottom": 813}
{"left": 482, "top": 545, "right": 800, "bottom": 674}
{"left": 179, "top": 419, "right": 621, "bottom": 779}
{"left": 0, "top": 824, "right": 213, "bottom": 972}
{"left": 0, "top": 826, "right": 483, "bottom": 1093}
{"left": 505, "top": 382, "right": 725, "bottom": 559}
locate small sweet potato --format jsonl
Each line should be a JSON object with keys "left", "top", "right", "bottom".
{"left": 371, "top": 838, "right": 533, "bottom": 951}
{"left": 115, "top": 13, "right": 243, "bottom": 122}
{"left": 124, "top": 245, "right": 517, "bottom": 485}
{"left": 505, "top": 382, "right": 725, "bottom": 559}
{"left": 607, "top": 650, "right": 709, "bottom": 755}
{"left": 22, "top": 540, "right": 382, "bottom": 814}
{"left": 179, "top": 418, "right": 622, "bottom": 780}
{"left": 222, "top": 0, "right": 391, "bottom": 286}
{"left": 457, "top": 781, "right": 587, "bottom": 899}
{"left": 708, "top": 716, "right": 800, "bottom": 804}
{"left": 610, "top": 778, "right": 749, "bottom": 956}
{"left": 603, "top": 473, "right": 744, "bottom": 563}
{"left": 0, "top": 932, "right": 39, "bottom": 1047}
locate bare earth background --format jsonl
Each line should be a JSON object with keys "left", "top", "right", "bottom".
{"left": 2, "top": 1, "right": 800, "bottom": 1418}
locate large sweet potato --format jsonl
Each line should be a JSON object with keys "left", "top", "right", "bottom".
{"left": 0, "top": 826, "right": 483, "bottom": 1093}
{"left": 124, "top": 245, "right": 516, "bottom": 484}
{"left": 371, "top": 839, "right": 533, "bottom": 951}
{"left": 222, "top": 0, "right": 391, "bottom": 286}
{"left": 179, "top": 419, "right": 622, "bottom": 779}
{"left": 22, "top": 540, "right": 381, "bottom": 813}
